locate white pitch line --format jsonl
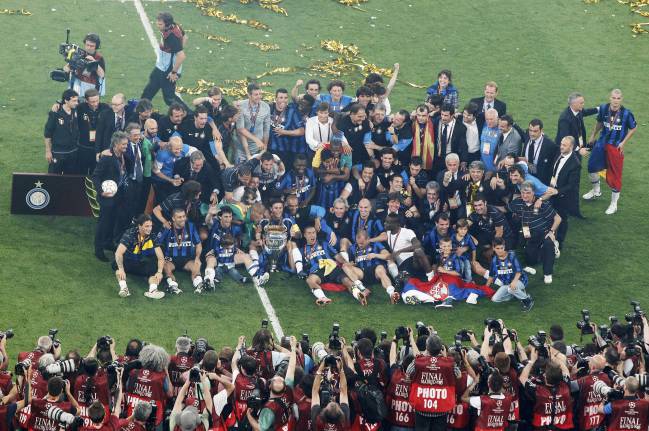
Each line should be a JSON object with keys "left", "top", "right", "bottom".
{"left": 133, "top": 0, "right": 158, "bottom": 53}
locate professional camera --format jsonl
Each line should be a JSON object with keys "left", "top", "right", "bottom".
{"left": 193, "top": 338, "right": 208, "bottom": 362}
{"left": 300, "top": 334, "right": 310, "bottom": 354}
{"left": 106, "top": 361, "right": 123, "bottom": 375}
{"left": 189, "top": 366, "right": 201, "bottom": 383}
{"left": 319, "top": 379, "right": 334, "bottom": 407}
{"left": 49, "top": 328, "right": 61, "bottom": 348}
{"left": 51, "top": 29, "right": 98, "bottom": 83}
{"left": 43, "top": 358, "right": 78, "bottom": 378}
{"left": 592, "top": 380, "right": 623, "bottom": 401}
{"left": 609, "top": 316, "right": 619, "bottom": 325}
{"left": 261, "top": 319, "right": 269, "bottom": 329}
{"left": 456, "top": 329, "right": 473, "bottom": 342}
{"left": 484, "top": 318, "right": 501, "bottom": 333}
{"left": 47, "top": 406, "right": 84, "bottom": 427}
{"left": 312, "top": 342, "right": 328, "bottom": 363}
{"left": 246, "top": 387, "right": 268, "bottom": 414}
{"left": 599, "top": 325, "right": 610, "bottom": 340}
{"left": 328, "top": 323, "right": 342, "bottom": 351}
{"left": 97, "top": 335, "right": 113, "bottom": 351}
{"left": 528, "top": 331, "right": 548, "bottom": 358}
{"left": 14, "top": 358, "right": 32, "bottom": 376}
{"left": 576, "top": 309, "right": 594, "bottom": 335}
{"left": 0, "top": 329, "right": 14, "bottom": 339}
{"left": 323, "top": 354, "right": 338, "bottom": 369}
{"left": 416, "top": 321, "right": 430, "bottom": 337}
{"left": 394, "top": 326, "right": 409, "bottom": 342}
{"left": 380, "top": 331, "right": 387, "bottom": 341}
{"left": 453, "top": 335, "right": 463, "bottom": 351}
{"left": 625, "top": 301, "right": 645, "bottom": 325}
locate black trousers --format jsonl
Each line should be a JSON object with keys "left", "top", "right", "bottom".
{"left": 77, "top": 146, "right": 97, "bottom": 176}
{"left": 524, "top": 235, "right": 555, "bottom": 276}
{"left": 94, "top": 200, "right": 119, "bottom": 253}
{"left": 141, "top": 68, "right": 188, "bottom": 109}
{"left": 120, "top": 181, "right": 144, "bottom": 233}
{"left": 48, "top": 152, "right": 78, "bottom": 175}
{"left": 414, "top": 413, "right": 448, "bottom": 431}
{"left": 555, "top": 205, "right": 569, "bottom": 245}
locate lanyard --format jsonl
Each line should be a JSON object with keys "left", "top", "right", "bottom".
{"left": 173, "top": 226, "right": 186, "bottom": 247}
{"left": 249, "top": 103, "right": 260, "bottom": 132}
{"left": 318, "top": 122, "right": 331, "bottom": 142}
{"left": 389, "top": 229, "right": 401, "bottom": 251}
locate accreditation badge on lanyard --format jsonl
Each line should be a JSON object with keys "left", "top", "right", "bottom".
{"left": 522, "top": 225, "right": 531, "bottom": 239}
{"left": 248, "top": 103, "right": 259, "bottom": 134}
{"left": 482, "top": 141, "right": 491, "bottom": 155}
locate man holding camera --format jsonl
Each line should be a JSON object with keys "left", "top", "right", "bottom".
{"left": 407, "top": 334, "right": 457, "bottom": 431}
{"left": 26, "top": 376, "right": 79, "bottom": 431}
{"left": 245, "top": 336, "right": 298, "bottom": 431}
{"left": 311, "top": 356, "right": 350, "bottom": 430}
{"left": 598, "top": 376, "right": 649, "bottom": 431}
{"left": 66, "top": 33, "right": 106, "bottom": 97}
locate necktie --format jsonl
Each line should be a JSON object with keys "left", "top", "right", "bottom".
{"left": 134, "top": 144, "right": 143, "bottom": 182}
{"left": 116, "top": 115, "right": 123, "bottom": 131}
{"left": 441, "top": 124, "right": 448, "bottom": 155}
{"left": 190, "top": 170, "right": 197, "bottom": 180}
{"left": 486, "top": 103, "right": 492, "bottom": 111}
{"left": 528, "top": 139, "right": 536, "bottom": 162}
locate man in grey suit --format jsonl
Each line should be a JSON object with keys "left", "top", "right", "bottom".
{"left": 495, "top": 114, "right": 522, "bottom": 165}
{"left": 235, "top": 82, "right": 270, "bottom": 162}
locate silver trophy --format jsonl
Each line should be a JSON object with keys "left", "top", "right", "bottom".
{"left": 264, "top": 224, "right": 288, "bottom": 272}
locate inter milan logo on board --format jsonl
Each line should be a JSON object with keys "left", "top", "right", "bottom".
{"left": 25, "top": 181, "right": 50, "bottom": 210}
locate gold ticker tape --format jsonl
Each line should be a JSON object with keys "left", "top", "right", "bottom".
{"left": 320, "top": 39, "right": 360, "bottom": 58}
{"left": 186, "top": 0, "right": 271, "bottom": 30}
{"left": 184, "top": 28, "right": 231, "bottom": 43}
{"left": 0, "top": 8, "right": 32, "bottom": 15}
{"left": 247, "top": 41, "right": 280, "bottom": 51}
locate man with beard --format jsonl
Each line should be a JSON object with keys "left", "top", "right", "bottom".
{"left": 178, "top": 105, "right": 220, "bottom": 172}
{"left": 347, "top": 229, "right": 399, "bottom": 303}
{"left": 388, "top": 109, "right": 414, "bottom": 166}
{"left": 44, "top": 89, "right": 80, "bottom": 174}
{"left": 411, "top": 104, "right": 437, "bottom": 172}
{"left": 157, "top": 102, "right": 187, "bottom": 144}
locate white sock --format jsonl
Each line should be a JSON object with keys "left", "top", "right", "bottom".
{"left": 353, "top": 279, "right": 365, "bottom": 290}
{"left": 388, "top": 262, "right": 399, "bottom": 278}
{"left": 249, "top": 249, "right": 259, "bottom": 261}
{"left": 148, "top": 283, "right": 157, "bottom": 292}
{"left": 589, "top": 173, "right": 600, "bottom": 193}
{"left": 611, "top": 191, "right": 620, "bottom": 205}
{"left": 167, "top": 277, "right": 178, "bottom": 287}
{"left": 205, "top": 267, "right": 215, "bottom": 282}
{"left": 386, "top": 286, "right": 395, "bottom": 296}
{"left": 193, "top": 276, "right": 203, "bottom": 287}
{"left": 292, "top": 248, "right": 303, "bottom": 272}
{"left": 312, "top": 288, "right": 326, "bottom": 299}
{"left": 118, "top": 280, "right": 127, "bottom": 289}
{"left": 340, "top": 251, "right": 349, "bottom": 262}
{"left": 352, "top": 287, "right": 362, "bottom": 300}
{"left": 483, "top": 270, "right": 490, "bottom": 280}
{"left": 426, "top": 270, "right": 435, "bottom": 279}
{"left": 246, "top": 262, "right": 258, "bottom": 277}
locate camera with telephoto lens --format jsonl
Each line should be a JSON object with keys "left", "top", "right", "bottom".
{"left": 15, "top": 358, "right": 32, "bottom": 376}
{"left": 47, "top": 406, "right": 84, "bottom": 427}
{"left": 106, "top": 360, "right": 123, "bottom": 375}
{"left": 484, "top": 318, "right": 501, "bottom": 333}
{"left": 328, "top": 323, "right": 341, "bottom": 351}
{"left": 380, "top": 331, "right": 387, "bottom": 341}
{"left": 394, "top": 326, "right": 409, "bottom": 342}
{"left": 456, "top": 329, "right": 473, "bottom": 342}
{"left": 43, "top": 358, "right": 78, "bottom": 379}
{"left": 576, "top": 309, "right": 594, "bottom": 335}
{"left": 261, "top": 319, "right": 269, "bottom": 329}
{"left": 97, "top": 335, "right": 112, "bottom": 351}
{"left": 246, "top": 387, "right": 268, "bottom": 414}
{"left": 416, "top": 321, "right": 430, "bottom": 337}
{"left": 189, "top": 366, "right": 201, "bottom": 383}
{"left": 50, "top": 29, "right": 98, "bottom": 83}
{"left": 625, "top": 301, "right": 645, "bottom": 325}
{"left": 593, "top": 380, "right": 624, "bottom": 401}
{"left": 49, "top": 328, "right": 61, "bottom": 348}
{"left": 599, "top": 325, "right": 610, "bottom": 340}
{"left": 609, "top": 315, "right": 619, "bottom": 325}
{"left": 0, "top": 329, "right": 14, "bottom": 340}
{"left": 453, "top": 335, "right": 463, "bottom": 351}
{"left": 528, "top": 331, "right": 548, "bottom": 358}
{"left": 300, "top": 334, "right": 310, "bottom": 354}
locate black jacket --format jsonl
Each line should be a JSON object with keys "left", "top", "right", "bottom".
{"left": 172, "top": 157, "right": 223, "bottom": 204}
{"left": 95, "top": 110, "right": 126, "bottom": 154}
{"left": 520, "top": 133, "right": 557, "bottom": 185}
{"left": 432, "top": 118, "right": 468, "bottom": 161}
{"left": 555, "top": 106, "right": 598, "bottom": 149}
{"left": 92, "top": 152, "right": 132, "bottom": 206}
{"left": 469, "top": 96, "right": 507, "bottom": 132}
{"left": 550, "top": 152, "right": 581, "bottom": 216}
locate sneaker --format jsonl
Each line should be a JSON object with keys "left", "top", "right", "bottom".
{"left": 169, "top": 285, "right": 183, "bottom": 295}
{"left": 435, "top": 297, "right": 454, "bottom": 308}
{"left": 553, "top": 239, "right": 561, "bottom": 258}
{"left": 403, "top": 294, "right": 420, "bottom": 305}
{"left": 522, "top": 296, "right": 535, "bottom": 312}
{"left": 583, "top": 189, "right": 602, "bottom": 200}
{"left": 194, "top": 284, "right": 204, "bottom": 294}
{"left": 315, "top": 297, "right": 332, "bottom": 306}
{"left": 256, "top": 273, "right": 270, "bottom": 287}
{"left": 204, "top": 279, "right": 214, "bottom": 291}
{"left": 605, "top": 203, "right": 617, "bottom": 215}
{"left": 118, "top": 286, "right": 130, "bottom": 298}
{"left": 144, "top": 289, "right": 165, "bottom": 299}
{"left": 466, "top": 293, "right": 479, "bottom": 305}
{"left": 523, "top": 266, "right": 537, "bottom": 275}
{"left": 544, "top": 274, "right": 553, "bottom": 284}
{"left": 240, "top": 277, "right": 250, "bottom": 284}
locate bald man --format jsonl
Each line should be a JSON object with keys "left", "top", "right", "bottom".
{"left": 95, "top": 93, "right": 127, "bottom": 157}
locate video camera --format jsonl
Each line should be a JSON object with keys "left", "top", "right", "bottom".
{"left": 576, "top": 309, "right": 594, "bottom": 335}
{"left": 50, "top": 29, "right": 98, "bottom": 83}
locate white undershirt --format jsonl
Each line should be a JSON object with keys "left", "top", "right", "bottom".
{"left": 387, "top": 228, "right": 416, "bottom": 265}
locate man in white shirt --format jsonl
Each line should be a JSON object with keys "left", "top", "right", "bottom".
{"left": 463, "top": 103, "right": 481, "bottom": 163}
{"left": 305, "top": 102, "right": 333, "bottom": 152}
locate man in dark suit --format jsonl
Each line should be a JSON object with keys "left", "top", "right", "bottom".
{"left": 433, "top": 103, "right": 467, "bottom": 171}
{"left": 92, "top": 131, "right": 132, "bottom": 261}
{"left": 554, "top": 92, "right": 598, "bottom": 218}
{"left": 550, "top": 136, "right": 581, "bottom": 247}
{"left": 123, "top": 124, "right": 146, "bottom": 226}
{"left": 436, "top": 153, "right": 465, "bottom": 222}
{"left": 470, "top": 81, "right": 507, "bottom": 132}
{"left": 95, "top": 93, "right": 127, "bottom": 157}
{"left": 520, "top": 119, "right": 557, "bottom": 185}
{"left": 172, "top": 150, "right": 222, "bottom": 207}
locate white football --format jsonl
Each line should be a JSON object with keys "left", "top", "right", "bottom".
{"left": 101, "top": 180, "right": 118, "bottom": 194}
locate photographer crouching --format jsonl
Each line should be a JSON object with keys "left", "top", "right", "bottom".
{"left": 245, "top": 336, "right": 298, "bottom": 431}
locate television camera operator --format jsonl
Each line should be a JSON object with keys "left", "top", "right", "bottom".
{"left": 245, "top": 336, "right": 298, "bottom": 431}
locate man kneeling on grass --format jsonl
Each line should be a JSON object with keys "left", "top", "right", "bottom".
{"left": 485, "top": 237, "right": 534, "bottom": 312}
